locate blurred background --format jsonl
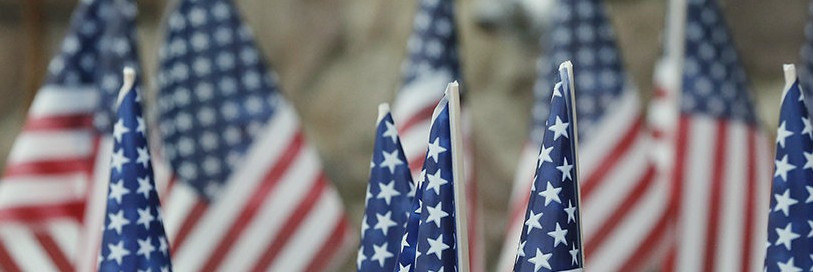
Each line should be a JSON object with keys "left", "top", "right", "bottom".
{"left": 0, "top": 0, "right": 806, "bottom": 268}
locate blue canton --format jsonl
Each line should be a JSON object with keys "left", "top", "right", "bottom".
{"left": 394, "top": 176, "right": 425, "bottom": 272}
{"left": 799, "top": 1, "right": 813, "bottom": 115}
{"left": 402, "top": 0, "right": 461, "bottom": 85}
{"left": 763, "top": 67, "right": 813, "bottom": 272}
{"left": 156, "top": 0, "right": 283, "bottom": 198}
{"left": 515, "top": 64, "right": 584, "bottom": 272}
{"left": 357, "top": 111, "right": 416, "bottom": 271}
{"left": 680, "top": 0, "right": 757, "bottom": 123}
{"left": 98, "top": 81, "right": 172, "bottom": 271}
{"left": 531, "top": 0, "right": 629, "bottom": 144}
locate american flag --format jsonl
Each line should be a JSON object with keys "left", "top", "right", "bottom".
{"left": 655, "top": 0, "right": 771, "bottom": 271}
{"left": 498, "top": 0, "right": 667, "bottom": 270}
{"left": 0, "top": 0, "right": 140, "bottom": 270}
{"left": 356, "top": 104, "right": 416, "bottom": 271}
{"left": 394, "top": 83, "right": 465, "bottom": 272}
{"left": 155, "top": 0, "right": 352, "bottom": 270}
{"left": 513, "top": 62, "right": 583, "bottom": 272}
{"left": 798, "top": 1, "right": 813, "bottom": 114}
{"left": 97, "top": 68, "right": 172, "bottom": 272}
{"left": 763, "top": 65, "right": 813, "bottom": 272}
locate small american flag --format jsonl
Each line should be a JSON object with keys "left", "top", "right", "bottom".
{"left": 762, "top": 65, "right": 813, "bottom": 272}
{"left": 97, "top": 69, "right": 172, "bottom": 272}
{"left": 356, "top": 104, "right": 416, "bottom": 271}
{"left": 513, "top": 62, "right": 584, "bottom": 272}
{"left": 655, "top": 0, "right": 771, "bottom": 271}
{"left": 0, "top": 0, "right": 139, "bottom": 270}
{"left": 155, "top": 0, "right": 352, "bottom": 270}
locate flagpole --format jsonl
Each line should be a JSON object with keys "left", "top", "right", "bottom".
{"left": 559, "top": 61, "right": 586, "bottom": 269}
{"left": 782, "top": 64, "right": 797, "bottom": 101}
{"left": 447, "top": 81, "right": 470, "bottom": 271}
{"left": 117, "top": 67, "right": 136, "bottom": 108}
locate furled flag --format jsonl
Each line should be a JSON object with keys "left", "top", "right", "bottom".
{"left": 97, "top": 68, "right": 172, "bottom": 272}
{"left": 798, "top": 1, "right": 813, "bottom": 114}
{"left": 357, "top": 103, "right": 416, "bottom": 271}
{"left": 513, "top": 61, "right": 583, "bottom": 272}
{"left": 763, "top": 65, "right": 813, "bottom": 272}
{"left": 653, "top": 0, "right": 771, "bottom": 271}
{"left": 391, "top": 0, "right": 484, "bottom": 269}
{"left": 0, "top": 0, "right": 140, "bottom": 270}
{"left": 499, "top": 0, "right": 666, "bottom": 271}
{"left": 155, "top": 0, "right": 352, "bottom": 270}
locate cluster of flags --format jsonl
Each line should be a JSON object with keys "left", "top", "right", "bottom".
{"left": 3, "top": 0, "right": 813, "bottom": 271}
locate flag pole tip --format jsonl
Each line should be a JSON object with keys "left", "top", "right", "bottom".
{"left": 783, "top": 64, "right": 797, "bottom": 85}
{"left": 559, "top": 60, "right": 573, "bottom": 70}
{"left": 116, "top": 67, "right": 137, "bottom": 108}
{"left": 376, "top": 103, "right": 390, "bottom": 123}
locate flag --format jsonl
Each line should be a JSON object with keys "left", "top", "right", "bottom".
{"left": 513, "top": 62, "right": 583, "bottom": 272}
{"left": 762, "top": 65, "right": 813, "bottom": 272}
{"left": 0, "top": 0, "right": 140, "bottom": 270}
{"left": 155, "top": 0, "right": 352, "bottom": 270}
{"left": 357, "top": 103, "right": 416, "bottom": 271}
{"left": 392, "top": 0, "right": 484, "bottom": 269}
{"left": 97, "top": 68, "right": 172, "bottom": 272}
{"left": 498, "top": 0, "right": 667, "bottom": 270}
{"left": 393, "top": 171, "right": 425, "bottom": 272}
{"left": 655, "top": 0, "right": 771, "bottom": 270}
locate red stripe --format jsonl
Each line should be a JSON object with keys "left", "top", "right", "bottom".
{"left": 0, "top": 241, "right": 22, "bottom": 272}
{"left": 33, "top": 231, "right": 72, "bottom": 272}
{"left": 581, "top": 117, "right": 644, "bottom": 198}
{"left": 170, "top": 199, "right": 208, "bottom": 255}
{"left": 0, "top": 201, "right": 84, "bottom": 223}
{"left": 740, "top": 130, "right": 757, "bottom": 272}
{"left": 201, "top": 132, "right": 304, "bottom": 271}
{"left": 303, "top": 216, "right": 350, "bottom": 272}
{"left": 4, "top": 157, "right": 92, "bottom": 177}
{"left": 702, "top": 121, "right": 727, "bottom": 272}
{"left": 663, "top": 116, "right": 690, "bottom": 272}
{"left": 23, "top": 114, "right": 93, "bottom": 131}
{"left": 619, "top": 210, "right": 671, "bottom": 271}
{"left": 466, "top": 173, "right": 480, "bottom": 271}
{"left": 398, "top": 103, "right": 435, "bottom": 135}
{"left": 584, "top": 165, "right": 657, "bottom": 257}
{"left": 250, "top": 174, "right": 327, "bottom": 271}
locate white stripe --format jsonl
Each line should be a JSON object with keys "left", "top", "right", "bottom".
{"left": 171, "top": 104, "right": 298, "bottom": 271}
{"left": 266, "top": 188, "right": 343, "bottom": 272}
{"left": 47, "top": 219, "right": 80, "bottom": 262}
{"left": 7, "top": 130, "right": 94, "bottom": 163}
{"left": 401, "top": 120, "right": 431, "bottom": 162}
{"left": 217, "top": 148, "right": 319, "bottom": 271}
{"left": 750, "top": 133, "right": 771, "bottom": 271}
{"left": 0, "top": 174, "right": 87, "bottom": 207}
{"left": 77, "top": 136, "right": 113, "bottom": 272}
{"left": 392, "top": 69, "right": 453, "bottom": 125}
{"left": 676, "top": 116, "right": 715, "bottom": 272}
{"left": 579, "top": 91, "right": 640, "bottom": 175}
{"left": 162, "top": 182, "right": 200, "bottom": 240}
{"left": 0, "top": 224, "right": 59, "bottom": 272}
{"left": 28, "top": 85, "right": 97, "bottom": 117}
{"left": 714, "top": 123, "right": 747, "bottom": 272}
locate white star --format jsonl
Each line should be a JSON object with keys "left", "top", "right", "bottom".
{"left": 551, "top": 83, "right": 563, "bottom": 99}
{"left": 777, "top": 257, "right": 802, "bottom": 272}
{"left": 775, "top": 223, "right": 800, "bottom": 250}
{"left": 516, "top": 240, "right": 526, "bottom": 258}
{"left": 107, "top": 241, "right": 130, "bottom": 265}
{"left": 776, "top": 121, "right": 793, "bottom": 148}
{"left": 370, "top": 242, "right": 394, "bottom": 267}
{"left": 427, "top": 138, "right": 447, "bottom": 163}
{"left": 136, "top": 147, "right": 150, "bottom": 168}
{"left": 564, "top": 201, "right": 577, "bottom": 223}
{"left": 557, "top": 157, "right": 574, "bottom": 182}
{"left": 356, "top": 246, "right": 366, "bottom": 268}
{"left": 380, "top": 150, "right": 404, "bottom": 174}
{"left": 547, "top": 223, "right": 569, "bottom": 247}
{"left": 110, "top": 149, "right": 130, "bottom": 173}
{"left": 374, "top": 211, "right": 397, "bottom": 235}
{"left": 137, "top": 177, "right": 153, "bottom": 199}
{"left": 107, "top": 210, "right": 130, "bottom": 234}
{"left": 548, "top": 116, "right": 569, "bottom": 141}
{"left": 398, "top": 264, "right": 411, "bottom": 272}
{"left": 377, "top": 181, "right": 401, "bottom": 205}
{"left": 400, "top": 232, "right": 410, "bottom": 250}
{"left": 803, "top": 117, "right": 813, "bottom": 140}
{"left": 569, "top": 244, "right": 580, "bottom": 265}
{"left": 527, "top": 248, "right": 552, "bottom": 272}
{"left": 136, "top": 207, "right": 154, "bottom": 229}
{"left": 804, "top": 151, "right": 813, "bottom": 172}
{"left": 158, "top": 237, "right": 168, "bottom": 256}
{"left": 538, "top": 182, "right": 562, "bottom": 206}
{"left": 775, "top": 155, "right": 796, "bottom": 182}
{"left": 524, "top": 210, "right": 543, "bottom": 234}
{"left": 807, "top": 186, "right": 813, "bottom": 204}
{"left": 113, "top": 119, "right": 130, "bottom": 143}
{"left": 137, "top": 237, "right": 155, "bottom": 260}
{"left": 537, "top": 145, "right": 553, "bottom": 167}
{"left": 109, "top": 179, "right": 130, "bottom": 204}
{"left": 426, "top": 234, "right": 450, "bottom": 260}
{"left": 774, "top": 189, "right": 798, "bottom": 216}
{"left": 382, "top": 120, "right": 399, "bottom": 144}
{"left": 136, "top": 117, "right": 146, "bottom": 135}
{"left": 808, "top": 220, "right": 813, "bottom": 238}
{"left": 425, "top": 169, "right": 448, "bottom": 195}
{"left": 426, "top": 202, "right": 449, "bottom": 228}
{"left": 361, "top": 215, "right": 369, "bottom": 234}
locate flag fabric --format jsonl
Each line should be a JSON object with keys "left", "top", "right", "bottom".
{"left": 155, "top": 0, "right": 352, "bottom": 270}
{"left": 394, "top": 171, "right": 425, "bottom": 272}
{"left": 499, "top": 0, "right": 667, "bottom": 271}
{"left": 0, "top": 0, "right": 139, "bottom": 270}
{"left": 656, "top": 0, "right": 772, "bottom": 271}
{"left": 762, "top": 65, "right": 813, "bottom": 272}
{"left": 97, "top": 69, "right": 172, "bottom": 272}
{"left": 513, "top": 62, "right": 584, "bottom": 272}
{"left": 357, "top": 104, "right": 416, "bottom": 271}
{"left": 392, "top": 0, "right": 484, "bottom": 269}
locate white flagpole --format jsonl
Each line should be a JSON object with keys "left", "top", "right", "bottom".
{"left": 560, "top": 61, "right": 586, "bottom": 269}
{"left": 447, "top": 81, "right": 470, "bottom": 271}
